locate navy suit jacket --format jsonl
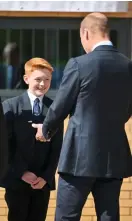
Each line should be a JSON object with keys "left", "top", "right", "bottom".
{"left": 43, "top": 45, "right": 132, "bottom": 178}
{"left": 1, "top": 92, "right": 63, "bottom": 190}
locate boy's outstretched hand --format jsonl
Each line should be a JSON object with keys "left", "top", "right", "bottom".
{"left": 32, "top": 123, "right": 50, "bottom": 142}
{"left": 32, "top": 123, "right": 46, "bottom": 142}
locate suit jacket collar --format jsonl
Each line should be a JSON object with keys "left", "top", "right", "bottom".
{"left": 93, "top": 45, "right": 118, "bottom": 52}
{"left": 92, "top": 41, "right": 113, "bottom": 51}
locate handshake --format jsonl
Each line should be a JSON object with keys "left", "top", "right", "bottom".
{"left": 21, "top": 171, "right": 46, "bottom": 189}
{"left": 32, "top": 123, "right": 50, "bottom": 142}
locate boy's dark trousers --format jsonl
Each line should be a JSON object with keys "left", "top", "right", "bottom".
{"left": 5, "top": 184, "right": 50, "bottom": 221}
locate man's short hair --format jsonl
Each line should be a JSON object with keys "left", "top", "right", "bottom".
{"left": 24, "top": 57, "right": 54, "bottom": 76}
{"left": 81, "top": 12, "right": 109, "bottom": 35}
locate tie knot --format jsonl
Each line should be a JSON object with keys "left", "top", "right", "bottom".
{"left": 34, "top": 98, "right": 40, "bottom": 104}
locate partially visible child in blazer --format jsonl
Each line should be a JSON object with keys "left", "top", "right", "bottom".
{"left": 1, "top": 58, "right": 63, "bottom": 221}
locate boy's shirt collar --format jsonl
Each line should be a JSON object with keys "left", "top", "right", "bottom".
{"left": 27, "top": 90, "right": 44, "bottom": 112}
{"left": 27, "top": 90, "right": 44, "bottom": 103}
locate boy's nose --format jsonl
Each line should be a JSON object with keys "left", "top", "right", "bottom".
{"left": 40, "top": 81, "right": 44, "bottom": 86}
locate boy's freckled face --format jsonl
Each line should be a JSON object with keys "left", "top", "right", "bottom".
{"left": 24, "top": 68, "right": 52, "bottom": 97}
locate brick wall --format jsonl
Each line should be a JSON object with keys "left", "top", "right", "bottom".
{"left": 128, "top": 1, "right": 132, "bottom": 12}
{"left": 0, "top": 117, "right": 132, "bottom": 221}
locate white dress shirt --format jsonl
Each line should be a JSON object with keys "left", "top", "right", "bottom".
{"left": 92, "top": 41, "right": 113, "bottom": 51}
{"left": 27, "top": 90, "right": 44, "bottom": 113}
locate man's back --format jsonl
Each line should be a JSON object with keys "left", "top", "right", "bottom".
{"left": 40, "top": 13, "right": 132, "bottom": 221}
{"left": 58, "top": 45, "right": 132, "bottom": 178}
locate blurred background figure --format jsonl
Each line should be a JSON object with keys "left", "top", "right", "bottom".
{"left": 0, "top": 42, "right": 26, "bottom": 89}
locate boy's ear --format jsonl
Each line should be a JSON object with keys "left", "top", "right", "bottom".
{"left": 23, "top": 75, "right": 29, "bottom": 85}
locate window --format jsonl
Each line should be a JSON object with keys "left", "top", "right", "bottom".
{"left": 0, "top": 28, "right": 83, "bottom": 90}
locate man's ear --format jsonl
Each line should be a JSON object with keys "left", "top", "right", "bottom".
{"left": 23, "top": 75, "right": 29, "bottom": 85}
{"left": 84, "top": 28, "right": 89, "bottom": 41}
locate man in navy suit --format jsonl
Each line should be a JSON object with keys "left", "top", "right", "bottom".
{"left": 33, "top": 13, "right": 132, "bottom": 221}
{"left": 1, "top": 58, "right": 63, "bottom": 221}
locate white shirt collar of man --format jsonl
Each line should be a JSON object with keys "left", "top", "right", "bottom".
{"left": 92, "top": 41, "right": 113, "bottom": 51}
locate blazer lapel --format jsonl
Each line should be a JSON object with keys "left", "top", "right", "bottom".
{"left": 19, "top": 93, "right": 51, "bottom": 121}
{"left": 17, "top": 92, "right": 36, "bottom": 141}
{"left": 19, "top": 91, "right": 33, "bottom": 122}
{"left": 41, "top": 96, "right": 50, "bottom": 118}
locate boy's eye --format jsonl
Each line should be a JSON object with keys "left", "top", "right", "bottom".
{"left": 35, "top": 78, "right": 50, "bottom": 82}
{"left": 36, "top": 78, "right": 41, "bottom": 81}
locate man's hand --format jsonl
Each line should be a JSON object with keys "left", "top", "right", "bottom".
{"left": 32, "top": 123, "right": 47, "bottom": 142}
{"left": 31, "top": 177, "right": 47, "bottom": 189}
{"left": 21, "top": 171, "right": 37, "bottom": 184}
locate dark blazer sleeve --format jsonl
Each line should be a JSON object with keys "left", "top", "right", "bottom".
{"left": 43, "top": 58, "right": 80, "bottom": 139}
{"left": 127, "top": 61, "right": 132, "bottom": 118}
{"left": 2, "top": 100, "right": 28, "bottom": 178}
{"left": 0, "top": 97, "right": 8, "bottom": 178}
{"left": 41, "top": 122, "right": 63, "bottom": 187}
{"left": 128, "top": 100, "right": 132, "bottom": 119}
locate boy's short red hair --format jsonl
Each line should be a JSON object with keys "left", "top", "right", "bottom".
{"left": 24, "top": 57, "right": 54, "bottom": 75}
